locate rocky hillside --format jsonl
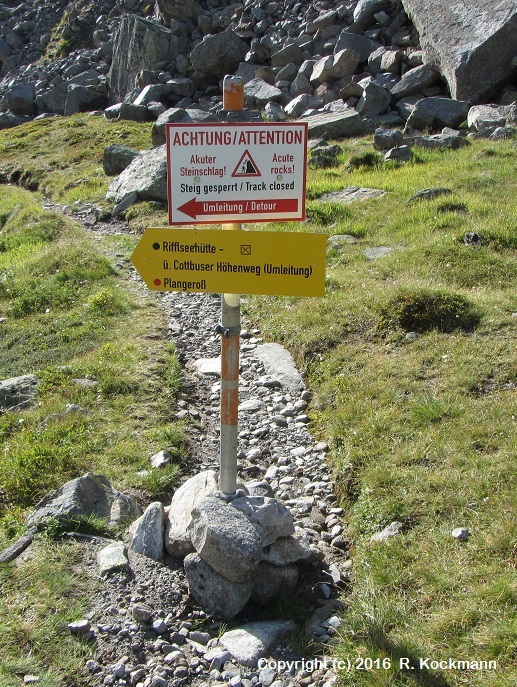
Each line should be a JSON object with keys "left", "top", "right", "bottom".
{"left": 0, "top": 0, "right": 516, "bottom": 132}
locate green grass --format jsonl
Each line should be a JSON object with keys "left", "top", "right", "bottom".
{"left": 0, "top": 185, "right": 186, "bottom": 517}
{"left": 0, "top": 541, "right": 96, "bottom": 687}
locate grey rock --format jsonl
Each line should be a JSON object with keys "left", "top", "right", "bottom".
{"left": 231, "top": 496, "right": 295, "bottom": 547}
{"left": 63, "top": 85, "right": 106, "bottom": 116}
{"left": 150, "top": 450, "right": 173, "bottom": 468}
{"left": 356, "top": 81, "right": 391, "bottom": 117}
{"left": 254, "top": 343, "right": 305, "bottom": 394}
{"left": 165, "top": 470, "right": 218, "bottom": 558}
{"left": 103, "top": 144, "right": 139, "bottom": 176}
{"left": 319, "top": 187, "right": 386, "bottom": 203}
{"left": 156, "top": 0, "right": 202, "bottom": 25}
{"left": 108, "top": 15, "right": 180, "bottom": 104}
{"left": 354, "top": 0, "right": 390, "bottom": 28}
{"left": 406, "top": 188, "right": 452, "bottom": 204}
{"left": 0, "top": 527, "right": 36, "bottom": 564}
{"left": 6, "top": 82, "right": 34, "bottom": 115}
{"left": 452, "top": 527, "right": 470, "bottom": 541}
{"left": 271, "top": 44, "right": 305, "bottom": 68}
{"left": 193, "top": 357, "right": 221, "bottom": 377}
{"left": 98, "top": 542, "right": 130, "bottom": 576}
{"left": 68, "top": 619, "right": 91, "bottom": 635}
{"left": 129, "top": 502, "right": 164, "bottom": 561}
{"left": 264, "top": 102, "right": 287, "bottom": 122}
{"left": 40, "top": 82, "right": 68, "bottom": 115}
{"left": 334, "top": 31, "right": 382, "bottom": 63}
{"left": 261, "top": 530, "right": 323, "bottom": 566}
{"left": 384, "top": 145, "right": 412, "bottom": 161}
{"left": 184, "top": 553, "right": 253, "bottom": 619}
{"left": 112, "top": 192, "right": 139, "bottom": 217}
{"left": 310, "top": 50, "right": 360, "bottom": 85}
{"left": 27, "top": 473, "right": 141, "bottom": 528}
{"left": 488, "top": 126, "right": 516, "bottom": 140}
{"left": 290, "top": 72, "right": 313, "bottom": 97}
{"left": 0, "top": 374, "right": 38, "bottom": 410}
{"left": 244, "top": 79, "right": 283, "bottom": 107}
{"left": 467, "top": 103, "right": 517, "bottom": 131}
{"left": 305, "top": 110, "right": 364, "bottom": 139}
{"left": 389, "top": 64, "right": 439, "bottom": 99}
{"left": 284, "top": 94, "right": 323, "bottom": 118}
{"left": 405, "top": 132, "right": 469, "bottom": 149}
{"left": 374, "top": 128, "right": 404, "bottom": 150}
{"left": 152, "top": 107, "right": 192, "bottom": 147}
{"left": 188, "top": 496, "right": 262, "bottom": 583}
{"left": 220, "top": 621, "right": 297, "bottom": 668}
{"left": 370, "top": 520, "right": 404, "bottom": 541}
{"left": 406, "top": 97, "right": 470, "bottom": 130}
{"left": 106, "top": 145, "right": 168, "bottom": 204}
{"left": 0, "top": 113, "right": 31, "bottom": 130}
{"left": 190, "top": 31, "right": 248, "bottom": 79}
{"left": 402, "top": 0, "right": 517, "bottom": 102}
{"left": 119, "top": 102, "right": 149, "bottom": 122}
{"left": 328, "top": 235, "right": 359, "bottom": 251}
{"left": 132, "top": 603, "right": 153, "bottom": 623}
{"left": 132, "top": 84, "right": 172, "bottom": 107}
{"left": 259, "top": 666, "right": 278, "bottom": 687}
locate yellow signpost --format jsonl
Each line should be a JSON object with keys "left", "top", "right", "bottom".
{"left": 130, "top": 227, "right": 327, "bottom": 298}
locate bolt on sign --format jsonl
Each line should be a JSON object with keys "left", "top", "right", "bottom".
{"left": 130, "top": 227, "right": 327, "bottom": 297}
{"left": 166, "top": 122, "right": 308, "bottom": 225}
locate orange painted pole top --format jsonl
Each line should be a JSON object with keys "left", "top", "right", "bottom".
{"left": 223, "top": 75, "right": 244, "bottom": 112}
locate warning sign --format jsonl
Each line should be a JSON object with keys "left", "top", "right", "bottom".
{"left": 232, "top": 150, "right": 261, "bottom": 177}
{"left": 166, "top": 122, "right": 307, "bottom": 225}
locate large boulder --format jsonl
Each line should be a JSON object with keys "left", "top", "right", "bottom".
{"left": 406, "top": 97, "right": 470, "bottom": 130}
{"left": 106, "top": 145, "right": 168, "bottom": 204}
{"left": 184, "top": 553, "right": 253, "bottom": 619}
{"left": 103, "top": 144, "right": 139, "bottom": 176}
{"left": 401, "top": 0, "right": 517, "bottom": 103}
{"left": 129, "top": 502, "right": 164, "bottom": 561}
{"left": 304, "top": 110, "right": 364, "bottom": 140}
{"left": 155, "top": 0, "right": 202, "bottom": 25}
{"left": 108, "top": 15, "right": 180, "bottom": 104}
{"left": 188, "top": 496, "right": 263, "bottom": 583}
{"left": 63, "top": 85, "right": 107, "bottom": 116}
{"left": 190, "top": 31, "right": 249, "bottom": 81}
{"left": 164, "top": 470, "right": 218, "bottom": 558}
{"left": 27, "top": 473, "right": 142, "bottom": 528}
{"left": 5, "top": 82, "right": 35, "bottom": 115}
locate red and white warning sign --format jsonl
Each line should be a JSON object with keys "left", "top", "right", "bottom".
{"left": 166, "top": 122, "right": 308, "bottom": 225}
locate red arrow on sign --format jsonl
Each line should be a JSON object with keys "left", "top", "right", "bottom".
{"left": 177, "top": 197, "right": 298, "bottom": 219}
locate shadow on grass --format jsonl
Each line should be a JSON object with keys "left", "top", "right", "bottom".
{"left": 361, "top": 622, "right": 453, "bottom": 687}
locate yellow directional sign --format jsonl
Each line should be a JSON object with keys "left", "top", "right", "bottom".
{"left": 131, "top": 228, "right": 327, "bottom": 297}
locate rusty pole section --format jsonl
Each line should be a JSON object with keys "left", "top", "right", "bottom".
{"left": 219, "top": 75, "right": 244, "bottom": 497}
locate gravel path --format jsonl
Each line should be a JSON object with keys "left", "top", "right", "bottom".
{"left": 44, "top": 201, "right": 350, "bottom": 687}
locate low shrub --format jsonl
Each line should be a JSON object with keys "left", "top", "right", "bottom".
{"left": 380, "top": 288, "right": 482, "bottom": 332}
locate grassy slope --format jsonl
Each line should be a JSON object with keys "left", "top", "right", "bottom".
{"left": 0, "top": 120, "right": 183, "bottom": 684}
{"left": 246, "top": 138, "right": 517, "bottom": 685}
{"left": 0, "top": 117, "right": 515, "bottom": 685}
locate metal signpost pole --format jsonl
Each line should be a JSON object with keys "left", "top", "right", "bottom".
{"left": 218, "top": 75, "right": 244, "bottom": 498}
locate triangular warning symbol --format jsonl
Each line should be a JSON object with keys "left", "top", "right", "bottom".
{"left": 231, "top": 149, "right": 261, "bottom": 177}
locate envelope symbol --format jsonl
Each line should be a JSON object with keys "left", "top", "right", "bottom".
{"left": 241, "top": 244, "right": 252, "bottom": 255}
